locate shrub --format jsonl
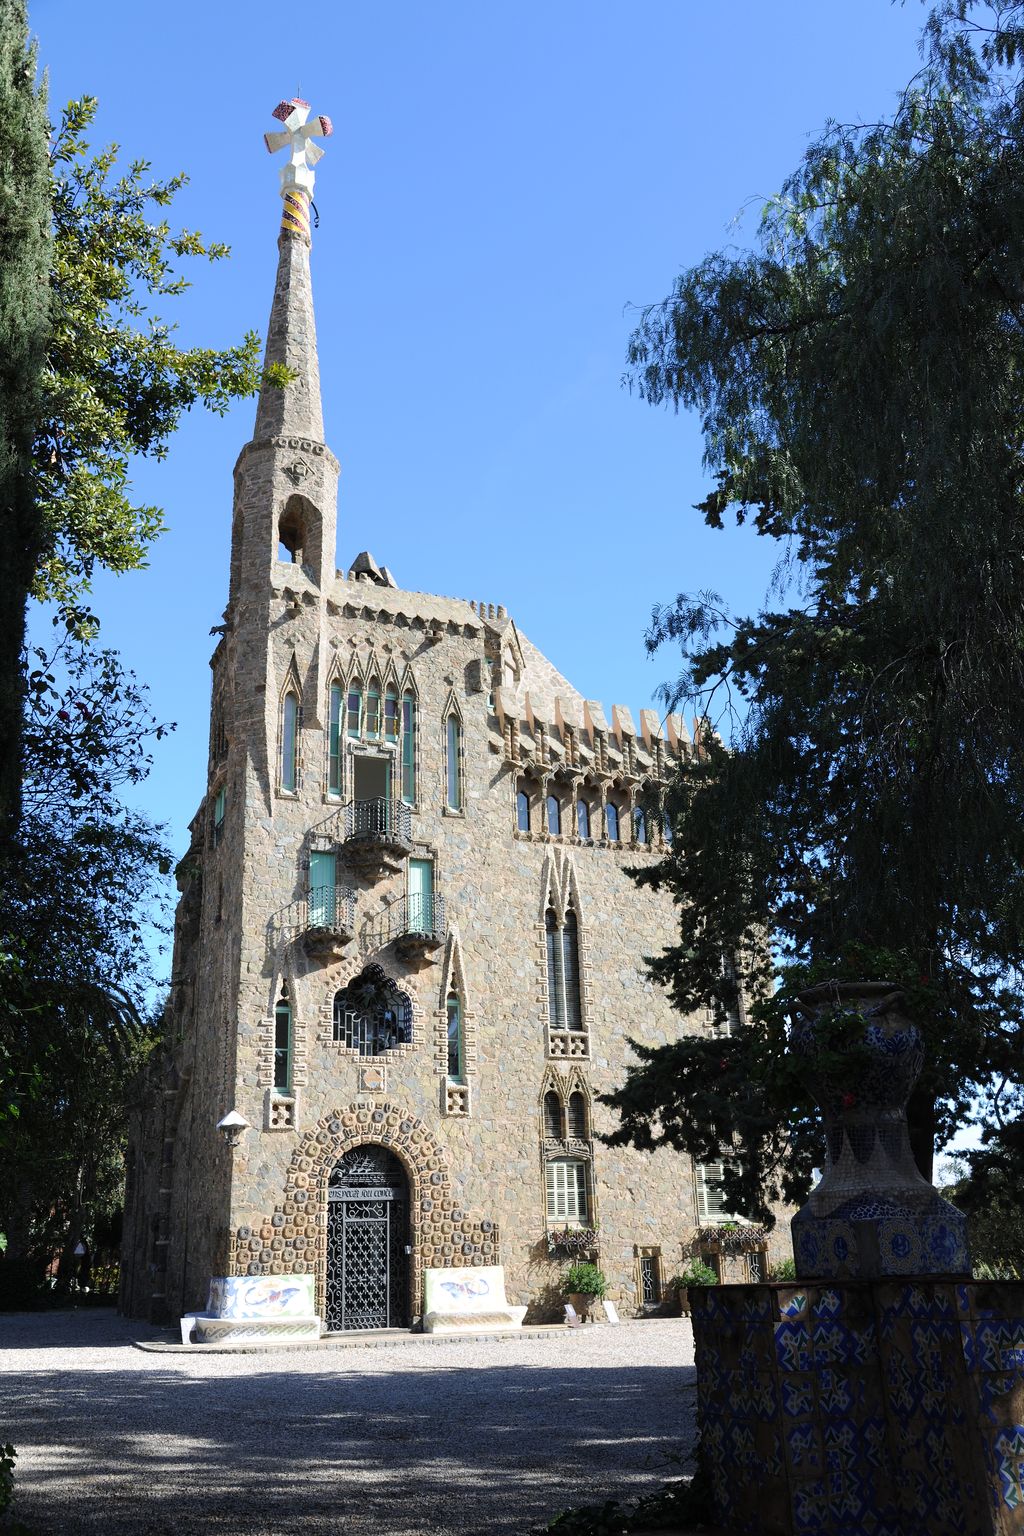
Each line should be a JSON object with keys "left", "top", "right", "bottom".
{"left": 674, "top": 1259, "right": 718, "bottom": 1288}
{"left": 563, "top": 1262, "right": 607, "bottom": 1298}
{"left": 770, "top": 1257, "right": 797, "bottom": 1281}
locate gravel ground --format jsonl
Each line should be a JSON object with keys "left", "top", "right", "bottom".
{"left": 0, "top": 1310, "right": 698, "bottom": 1536}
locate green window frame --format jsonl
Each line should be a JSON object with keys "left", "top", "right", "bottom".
{"left": 401, "top": 692, "right": 416, "bottom": 804}
{"left": 384, "top": 687, "right": 399, "bottom": 741}
{"left": 366, "top": 680, "right": 381, "bottom": 740}
{"left": 328, "top": 683, "right": 343, "bottom": 795}
{"left": 281, "top": 692, "right": 299, "bottom": 792}
{"left": 347, "top": 681, "right": 362, "bottom": 739}
{"left": 446, "top": 713, "right": 462, "bottom": 812}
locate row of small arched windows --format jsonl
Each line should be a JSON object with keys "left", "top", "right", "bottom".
{"left": 518, "top": 784, "right": 670, "bottom": 846}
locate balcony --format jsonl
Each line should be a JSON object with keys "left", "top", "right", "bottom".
{"left": 376, "top": 892, "right": 447, "bottom": 961}
{"left": 271, "top": 884, "right": 356, "bottom": 956}
{"left": 338, "top": 798, "right": 414, "bottom": 877}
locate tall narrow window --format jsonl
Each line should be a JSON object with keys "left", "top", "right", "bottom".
{"left": 546, "top": 794, "right": 561, "bottom": 835}
{"left": 544, "top": 1090, "right": 563, "bottom": 1139}
{"left": 663, "top": 811, "right": 674, "bottom": 846}
{"left": 567, "top": 1091, "right": 587, "bottom": 1140}
{"left": 562, "top": 908, "right": 582, "bottom": 1029}
{"left": 274, "top": 995, "right": 292, "bottom": 1092}
{"left": 366, "top": 679, "right": 381, "bottom": 740}
{"left": 446, "top": 992, "right": 463, "bottom": 1081}
{"left": 212, "top": 786, "right": 226, "bottom": 847}
{"left": 606, "top": 801, "right": 620, "bottom": 841}
{"left": 446, "top": 713, "right": 462, "bottom": 811}
{"left": 517, "top": 788, "right": 531, "bottom": 832}
{"left": 546, "top": 1159, "right": 588, "bottom": 1222}
{"left": 281, "top": 692, "right": 299, "bottom": 792}
{"left": 546, "top": 906, "right": 565, "bottom": 1027}
{"left": 384, "top": 687, "right": 399, "bottom": 741}
{"left": 576, "top": 798, "right": 590, "bottom": 839}
{"left": 328, "top": 683, "right": 343, "bottom": 795}
{"left": 309, "top": 849, "right": 337, "bottom": 928}
{"left": 401, "top": 692, "right": 416, "bottom": 804}
{"left": 633, "top": 806, "right": 647, "bottom": 844}
{"left": 347, "top": 680, "right": 362, "bottom": 739}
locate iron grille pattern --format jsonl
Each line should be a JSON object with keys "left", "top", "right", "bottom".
{"left": 333, "top": 964, "right": 413, "bottom": 1056}
{"left": 640, "top": 1255, "right": 659, "bottom": 1304}
{"left": 325, "top": 1147, "right": 408, "bottom": 1331}
{"left": 342, "top": 797, "right": 413, "bottom": 846}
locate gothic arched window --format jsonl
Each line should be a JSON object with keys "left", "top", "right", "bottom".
{"left": 401, "top": 692, "right": 416, "bottom": 803}
{"left": 605, "top": 801, "right": 620, "bottom": 841}
{"left": 333, "top": 965, "right": 412, "bottom": 1057}
{"left": 545, "top": 906, "right": 565, "bottom": 1027}
{"left": 633, "top": 806, "right": 647, "bottom": 844}
{"left": 576, "top": 798, "right": 590, "bottom": 839}
{"left": 446, "top": 713, "right": 462, "bottom": 811}
{"left": 366, "top": 678, "right": 381, "bottom": 740}
{"left": 561, "top": 908, "right": 582, "bottom": 1029}
{"left": 274, "top": 995, "right": 292, "bottom": 1091}
{"left": 567, "top": 1090, "right": 587, "bottom": 1139}
{"left": 347, "top": 679, "right": 362, "bottom": 739}
{"left": 446, "top": 992, "right": 463, "bottom": 1081}
{"left": 546, "top": 794, "right": 561, "bottom": 836}
{"left": 328, "top": 682, "right": 343, "bottom": 795}
{"left": 517, "top": 787, "right": 531, "bottom": 833}
{"left": 544, "top": 1090, "right": 563, "bottom": 1139}
{"left": 281, "top": 691, "right": 299, "bottom": 792}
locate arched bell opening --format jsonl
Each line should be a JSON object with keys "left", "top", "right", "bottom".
{"left": 324, "top": 1145, "right": 410, "bottom": 1331}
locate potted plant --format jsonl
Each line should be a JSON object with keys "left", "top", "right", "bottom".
{"left": 669, "top": 1259, "right": 719, "bottom": 1316}
{"left": 563, "top": 1261, "right": 607, "bottom": 1322}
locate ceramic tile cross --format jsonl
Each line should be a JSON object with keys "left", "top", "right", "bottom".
{"left": 265, "top": 98, "right": 333, "bottom": 202}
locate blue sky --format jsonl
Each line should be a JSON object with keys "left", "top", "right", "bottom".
{"left": 29, "top": 0, "right": 927, "bottom": 874}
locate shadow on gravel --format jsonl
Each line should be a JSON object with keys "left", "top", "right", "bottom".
{"left": 3, "top": 1356, "right": 698, "bottom": 1536}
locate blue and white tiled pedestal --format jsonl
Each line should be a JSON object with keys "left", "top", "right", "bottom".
{"left": 691, "top": 1278, "right": 1024, "bottom": 1536}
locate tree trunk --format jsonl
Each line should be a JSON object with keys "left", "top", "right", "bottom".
{"left": 907, "top": 1084, "right": 936, "bottom": 1185}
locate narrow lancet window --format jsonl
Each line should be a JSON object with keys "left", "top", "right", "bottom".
{"left": 274, "top": 996, "right": 292, "bottom": 1092}
{"left": 401, "top": 692, "right": 416, "bottom": 804}
{"left": 328, "top": 683, "right": 343, "bottom": 795}
{"left": 446, "top": 992, "right": 463, "bottom": 1081}
{"left": 281, "top": 692, "right": 299, "bottom": 792}
{"left": 446, "top": 714, "right": 462, "bottom": 811}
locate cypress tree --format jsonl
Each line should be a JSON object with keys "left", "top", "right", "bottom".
{"left": 0, "top": 0, "right": 48, "bottom": 838}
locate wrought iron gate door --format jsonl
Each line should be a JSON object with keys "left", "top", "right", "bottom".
{"left": 325, "top": 1146, "right": 408, "bottom": 1331}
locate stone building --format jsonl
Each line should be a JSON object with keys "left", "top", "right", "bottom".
{"left": 121, "top": 101, "right": 767, "bottom": 1334}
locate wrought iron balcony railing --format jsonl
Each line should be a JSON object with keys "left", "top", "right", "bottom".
{"left": 367, "top": 892, "right": 447, "bottom": 956}
{"left": 343, "top": 797, "right": 413, "bottom": 845}
{"left": 271, "top": 884, "right": 356, "bottom": 950}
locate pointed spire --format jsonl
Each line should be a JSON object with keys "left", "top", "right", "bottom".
{"left": 252, "top": 98, "right": 333, "bottom": 444}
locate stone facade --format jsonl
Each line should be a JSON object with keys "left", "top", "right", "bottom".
{"left": 120, "top": 175, "right": 782, "bottom": 1330}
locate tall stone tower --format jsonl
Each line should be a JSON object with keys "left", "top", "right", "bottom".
{"left": 121, "top": 101, "right": 777, "bottom": 1338}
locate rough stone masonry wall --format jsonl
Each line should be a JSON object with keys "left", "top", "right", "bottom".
{"left": 208, "top": 567, "right": 719, "bottom": 1319}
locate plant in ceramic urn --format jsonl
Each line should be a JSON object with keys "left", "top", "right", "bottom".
{"left": 789, "top": 979, "right": 969, "bottom": 1281}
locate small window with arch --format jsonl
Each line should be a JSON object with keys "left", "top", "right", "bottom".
{"left": 543, "top": 1089, "right": 564, "bottom": 1139}
{"left": 281, "top": 692, "right": 300, "bottom": 793}
{"left": 605, "top": 800, "right": 620, "bottom": 842}
{"left": 546, "top": 793, "right": 561, "bottom": 836}
{"left": 576, "top": 797, "right": 591, "bottom": 839}
{"left": 633, "top": 806, "right": 647, "bottom": 844}
{"left": 567, "top": 1090, "right": 588, "bottom": 1140}
{"left": 516, "top": 784, "right": 531, "bottom": 833}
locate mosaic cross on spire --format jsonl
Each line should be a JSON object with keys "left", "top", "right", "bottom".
{"left": 264, "top": 98, "right": 333, "bottom": 241}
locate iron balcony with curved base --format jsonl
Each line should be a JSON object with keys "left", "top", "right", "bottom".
{"left": 340, "top": 797, "right": 414, "bottom": 876}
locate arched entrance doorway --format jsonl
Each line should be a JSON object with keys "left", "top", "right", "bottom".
{"left": 325, "top": 1145, "right": 409, "bottom": 1331}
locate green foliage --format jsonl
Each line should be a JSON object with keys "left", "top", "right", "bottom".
{"left": 944, "top": 1129, "right": 1024, "bottom": 1278}
{"left": 0, "top": 635, "right": 169, "bottom": 1266}
{"left": 562, "top": 1262, "right": 607, "bottom": 1298}
{"left": 36, "top": 95, "right": 283, "bottom": 620}
{"left": 671, "top": 1260, "right": 718, "bottom": 1289}
{"left": 605, "top": 1, "right": 1024, "bottom": 1212}
{"left": 770, "top": 1257, "right": 798, "bottom": 1282}
{"left": 0, "top": 1, "right": 50, "bottom": 832}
